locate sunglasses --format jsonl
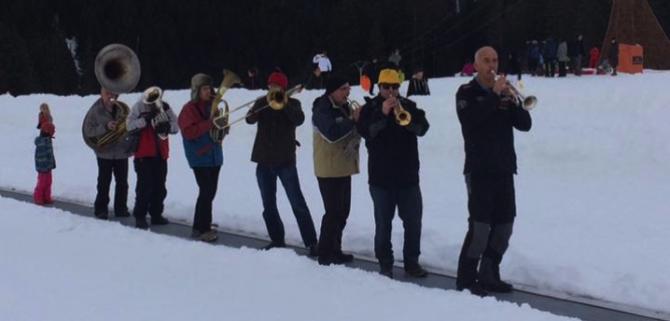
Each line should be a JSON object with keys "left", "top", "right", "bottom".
{"left": 380, "top": 84, "right": 400, "bottom": 90}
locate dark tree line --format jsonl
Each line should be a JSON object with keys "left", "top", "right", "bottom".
{"left": 1, "top": 0, "right": 668, "bottom": 96}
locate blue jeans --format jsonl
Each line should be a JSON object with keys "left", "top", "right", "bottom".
{"left": 369, "top": 184, "right": 423, "bottom": 268}
{"left": 256, "top": 164, "right": 317, "bottom": 247}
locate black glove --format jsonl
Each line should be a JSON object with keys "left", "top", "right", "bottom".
{"left": 155, "top": 122, "right": 171, "bottom": 135}
{"left": 142, "top": 111, "right": 157, "bottom": 124}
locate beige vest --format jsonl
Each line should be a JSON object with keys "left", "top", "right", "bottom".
{"left": 313, "top": 129, "right": 360, "bottom": 178}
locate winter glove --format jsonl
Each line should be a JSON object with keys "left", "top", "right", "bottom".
{"left": 155, "top": 122, "right": 171, "bottom": 135}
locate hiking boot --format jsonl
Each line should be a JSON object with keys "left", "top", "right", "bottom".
{"left": 404, "top": 264, "right": 428, "bottom": 278}
{"left": 263, "top": 241, "right": 286, "bottom": 250}
{"left": 150, "top": 216, "right": 170, "bottom": 225}
{"left": 115, "top": 211, "right": 130, "bottom": 218}
{"left": 333, "top": 252, "right": 354, "bottom": 264}
{"left": 457, "top": 281, "right": 488, "bottom": 297}
{"left": 135, "top": 217, "right": 149, "bottom": 230}
{"left": 379, "top": 265, "right": 394, "bottom": 279}
{"left": 94, "top": 212, "right": 109, "bottom": 220}
{"left": 479, "top": 257, "right": 514, "bottom": 293}
{"left": 307, "top": 245, "right": 319, "bottom": 257}
{"left": 191, "top": 230, "right": 218, "bottom": 243}
{"left": 481, "top": 279, "right": 514, "bottom": 293}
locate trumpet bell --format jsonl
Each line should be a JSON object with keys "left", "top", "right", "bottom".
{"left": 523, "top": 96, "right": 538, "bottom": 111}
{"left": 94, "top": 44, "right": 141, "bottom": 94}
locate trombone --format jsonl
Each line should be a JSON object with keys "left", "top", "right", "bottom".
{"left": 219, "top": 84, "right": 304, "bottom": 129}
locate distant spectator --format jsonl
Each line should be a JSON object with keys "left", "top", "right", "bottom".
{"left": 506, "top": 52, "right": 521, "bottom": 80}
{"left": 363, "top": 58, "right": 380, "bottom": 95}
{"left": 461, "top": 59, "right": 475, "bottom": 76}
{"left": 245, "top": 67, "right": 262, "bottom": 90}
{"left": 543, "top": 37, "right": 558, "bottom": 77}
{"left": 527, "top": 40, "right": 542, "bottom": 76}
{"left": 388, "top": 48, "right": 402, "bottom": 68}
{"left": 569, "top": 34, "right": 585, "bottom": 76}
{"left": 557, "top": 39, "right": 569, "bottom": 77}
{"left": 589, "top": 46, "right": 600, "bottom": 69}
{"left": 312, "top": 50, "right": 333, "bottom": 89}
{"left": 407, "top": 67, "right": 430, "bottom": 97}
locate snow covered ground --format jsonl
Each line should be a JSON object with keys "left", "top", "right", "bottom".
{"left": 1, "top": 72, "right": 668, "bottom": 314}
{"left": 0, "top": 196, "right": 576, "bottom": 321}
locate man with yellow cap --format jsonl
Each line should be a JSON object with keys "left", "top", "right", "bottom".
{"left": 356, "top": 68, "right": 430, "bottom": 278}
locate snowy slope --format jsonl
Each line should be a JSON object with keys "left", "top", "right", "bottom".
{"left": 0, "top": 196, "right": 576, "bottom": 321}
{"left": 0, "top": 72, "right": 668, "bottom": 313}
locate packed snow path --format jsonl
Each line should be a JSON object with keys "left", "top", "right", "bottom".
{"left": 1, "top": 188, "right": 666, "bottom": 321}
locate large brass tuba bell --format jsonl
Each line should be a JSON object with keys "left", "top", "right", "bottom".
{"left": 83, "top": 44, "right": 140, "bottom": 152}
{"left": 94, "top": 44, "right": 141, "bottom": 94}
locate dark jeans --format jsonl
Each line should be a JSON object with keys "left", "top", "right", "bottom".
{"left": 132, "top": 157, "right": 167, "bottom": 219}
{"left": 192, "top": 166, "right": 221, "bottom": 233}
{"left": 256, "top": 164, "right": 317, "bottom": 247}
{"left": 317, "top": 176, "right": 352, "bottom": 258}
{"left": 95, "top": 158, "right": 129, "bottom": 215}
{"left": 369, "top": 184, "right": 423, "bottom": 268}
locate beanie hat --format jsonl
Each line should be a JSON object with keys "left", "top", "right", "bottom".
{"left": 378, "top": 69, "right": 401, "bottom": 84}
{"left": 267, "top": 72, "right": 288, "bottom": 91}
{"left": 190, "top": 73, "right": 213, "bottom": 101}
{"left": 325, "top": 73, "right": 349, "bottom": 95}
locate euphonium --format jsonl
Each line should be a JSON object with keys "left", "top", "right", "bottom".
{"left": 210, "top": 69, "right": 241, "bottom": 143}
{"left": 93, "top": 99, "right": 130, "bottom": 148}
{"left": 142, "top": 86, "right": 170, "bottom": 140}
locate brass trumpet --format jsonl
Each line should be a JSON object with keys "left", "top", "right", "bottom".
{"left": 491, "top": 71, "right": 537, "bottom": 111}
{"left": 391, "top": 96, "right": 411, "bottom": 126}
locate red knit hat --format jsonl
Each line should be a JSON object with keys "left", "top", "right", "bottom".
{"left": 267, "top": 72, "right": 288, "bottom": 90}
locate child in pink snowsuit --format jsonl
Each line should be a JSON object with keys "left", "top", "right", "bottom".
{"left": 34, "top": 103, "right": 56, "bottom": 205}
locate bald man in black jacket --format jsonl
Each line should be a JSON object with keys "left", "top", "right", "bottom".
{"left": 455, "top": 46, "right": 532, "bottom": 296}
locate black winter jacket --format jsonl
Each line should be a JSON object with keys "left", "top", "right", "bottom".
{"left": 456, "top": 78, "right": 531, "bottom": 175}
{"left": 246, "top": 97, "right": 304, "bottom": 167}
{"left": 357, "top": 95, "right": 429, "bottom": 188}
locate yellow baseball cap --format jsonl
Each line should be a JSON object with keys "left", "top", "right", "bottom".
{"left": 378, "top": 69, "right": 401, "bottom": 84}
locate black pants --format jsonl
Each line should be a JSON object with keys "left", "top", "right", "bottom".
{"left": 558, "top": 61, "right": 567, "bottom": 77}
{"left": 132, "top": 157, "right": 167, "bottom": 219}
{"left": 256, "top": 164, "right": 317, "bottom": 247}
{"left": 317, "top": 176, "right": 351, "bottom": 258}
{"left": 192, "top": 166, "right": 221, "bottom": 233}
{"left": 94, "top": 158, "right": 129, "bottom": 215}
{"left": 369, "top": 184, "right": 423, "bottom": 269}
{"left": 457, "top": 173, "right": 516, "bottom": 285}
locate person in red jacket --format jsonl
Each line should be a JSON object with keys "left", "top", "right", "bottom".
{"left": 589, "top": 46, "right": 600, "bottom": 69}
{"left": 126, "top": 86, "right": 179, "bottom": 229}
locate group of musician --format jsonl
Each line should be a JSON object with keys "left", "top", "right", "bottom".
{"left": 74, "top": 45, "right": 531, "bottom": 297}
